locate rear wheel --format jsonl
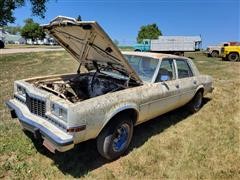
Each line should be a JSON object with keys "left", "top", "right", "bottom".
{"left": 227, "top": 53, "right": 239, "bottom": 61}
{"left": 211, "top": 51, "right": 219, "bottom": 57}
{"left": 97, "top": 114, "right": 133, "bottom": 160}
{"left": 187, "top": 91, "right": 203, "bottom": 113}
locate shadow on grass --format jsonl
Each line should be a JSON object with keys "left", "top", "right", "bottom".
{"left": 27, "top": 97, "right": 211, "bottom": 178}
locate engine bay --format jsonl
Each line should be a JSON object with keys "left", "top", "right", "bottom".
{"left": 33, "top": 73, "right": 138, "bottom": 103}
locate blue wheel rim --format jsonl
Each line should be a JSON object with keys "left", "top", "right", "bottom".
{"left": 112, "top": 123, "right": 129, "bottom": 152}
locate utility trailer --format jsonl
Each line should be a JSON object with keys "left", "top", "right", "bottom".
{"left": 133, "top": 36, "right": 202, "bottom": 56}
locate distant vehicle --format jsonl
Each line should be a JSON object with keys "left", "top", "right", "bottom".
{"left": 0, "top": 40, "right": 4, "bottom": 49}
{"left": 206, "top": 42, "right": 239, "bottom": 57}
{"left": 6, "top": 16, "right": 213, "bottom": 160}
{"left": 133, "top": 36, "right": 202, "bottom": 56}
{"left": 221, "top": 44, "right": 240, "bottom": 61}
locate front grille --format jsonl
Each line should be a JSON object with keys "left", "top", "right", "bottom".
{"left": 14, "top": 93, "right": 66, "bottom": 131}
{"left": 26, "top": 94, "right": 46, "bottom": 117}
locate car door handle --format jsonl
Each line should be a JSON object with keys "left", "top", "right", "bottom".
{"left": 175, "top": 84, "right": 180, "bottom": 88}
{"left": 161, "top": 82, "right": 169, "bottom": 90}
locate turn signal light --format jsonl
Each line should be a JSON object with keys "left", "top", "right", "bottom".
{"left": 67, "top": 125, "right": 86, "bottom": 132}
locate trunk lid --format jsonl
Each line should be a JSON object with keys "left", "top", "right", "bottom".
{"left": 42, "top": 16, "right": 142, "bottom": 83}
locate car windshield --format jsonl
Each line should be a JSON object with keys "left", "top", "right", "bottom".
{"left": 124, "top": 55, "right": 159, "bottom": 82}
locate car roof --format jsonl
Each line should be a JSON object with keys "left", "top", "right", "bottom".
{"left": 121, "top": 51, "right": 182, "bottom": 60}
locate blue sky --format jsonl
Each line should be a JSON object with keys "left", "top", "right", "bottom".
{"left": 12, "top": 0, "right": 239, "bottom": 47}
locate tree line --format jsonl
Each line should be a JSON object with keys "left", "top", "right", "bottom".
{"left": 3, "top": 18, "right": 46, "bottom": 42}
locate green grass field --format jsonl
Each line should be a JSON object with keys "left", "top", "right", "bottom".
{"left": 0, "top": 51, "right": 239, "bottom": 179}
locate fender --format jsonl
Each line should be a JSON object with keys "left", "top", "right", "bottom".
{"left": 98, "top": 103, "right": 139, "bottom": 135}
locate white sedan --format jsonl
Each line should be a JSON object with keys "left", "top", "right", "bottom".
{"left": 6, "top": 16, "right": 213, "bottom": 160}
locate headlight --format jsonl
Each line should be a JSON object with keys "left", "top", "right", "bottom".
{"left": 51, "top": 103, "right": 68, "bottom": 121}
{"left": 17, "top": 85, "right": 26, "bottom": 98}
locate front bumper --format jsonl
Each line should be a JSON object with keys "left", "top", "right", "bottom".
{"left": 6, "top": 99, "right": 74, "bottom": 153}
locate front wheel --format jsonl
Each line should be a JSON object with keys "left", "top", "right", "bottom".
{"left": 97, "top": 115, "right": 133, "bottom": 160}
{"left": 187, "top": 91, "right": 203, "bottom": 113}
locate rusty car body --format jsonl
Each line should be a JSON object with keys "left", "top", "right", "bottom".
{"left": 6, "top": 16, "right": 213, "bottom": 160}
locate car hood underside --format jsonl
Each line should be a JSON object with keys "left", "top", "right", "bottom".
{"left": 42, "top": 16, "right": 142, "bottom": 84}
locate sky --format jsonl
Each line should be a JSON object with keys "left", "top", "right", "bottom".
{"left": 12, "top": 0, "right": 240, "bottom": 47}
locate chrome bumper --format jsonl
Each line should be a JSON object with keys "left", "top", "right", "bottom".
{"left": 6, "top": 99, "right": 74, "bottom": 153}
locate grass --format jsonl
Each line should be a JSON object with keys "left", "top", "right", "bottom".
{"left": 4, "top": 44, "right": 132, "bottom": 51}
{"left": 0, "top": 51, "right": 239, "bottom": 179}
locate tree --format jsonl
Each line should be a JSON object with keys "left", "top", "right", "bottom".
{"left": 0, "top": 0, "right": 49, "bottom": 26}
{"left": 137, "top": 23, "right": 162, "bottom": 43}
{"left": 5, "top": 26, "right": 21, "bottom": 34}
{"left": 21, "top": 18, "right": 45, "bottom": 42}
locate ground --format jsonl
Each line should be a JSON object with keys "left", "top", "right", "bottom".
{"left": 1, "top": 44, "right": 63, "bottom": 54}
{"left": 0, "top": 51, "right": 239, "bottom": 179}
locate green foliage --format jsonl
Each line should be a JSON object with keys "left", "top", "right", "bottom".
{"left": 137, "top": 23, "right": 162, "bottom": 43}
{"left": 4, "top": 26, "right": 22, "bottom": 35}
{"left": 0, "top": 0, "right": 48, "bottom": 26}
{"left": 21, "top": 18, "right": 45, "bottom": 41}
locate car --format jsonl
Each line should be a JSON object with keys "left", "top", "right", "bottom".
{"left": 0, "top": 40, "right": 5, "bottom": 49}
{"left": 6, "top": 16, "right": 214, "bottom": 160}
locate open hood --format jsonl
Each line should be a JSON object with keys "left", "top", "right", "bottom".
{"left": 42, "top": 16, "right": 142, "bottom": 84}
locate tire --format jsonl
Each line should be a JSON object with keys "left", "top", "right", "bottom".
{"left": 97, "top": 114, "right": 133, "bottom": 160}
{"left": 0, "top": 40, "right": 4, "bottom": 49}
{"left": 134, "top": 49, "right": 141, "bottom": 52}
{"left": 187, "top": 91, "right": 203, "bottom": 113}
{"left": 227, "top": 53, "right": 239, "bottom": 61}
{"left": 211, "top": 51, "right": 219, "bottom": 57}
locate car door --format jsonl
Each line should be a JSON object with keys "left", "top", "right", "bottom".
{"left": 139, "top": 58, "right": 181, "bottom": 122}
{"left": 175, "top": 58, "right": 197, "bottom": 106}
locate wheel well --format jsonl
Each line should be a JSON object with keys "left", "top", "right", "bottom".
{"left": 196, "top": 88, "right": 204, "bottom": 96}
{"left": 112, "top": 109, "right": 138, "bottom": 125}
{"left": 211, "top": 50, "right": 219, "bottom": 54}
{"left": 134, "top": 49, "right": 141, "bottom": 52}
{"left": 229, "top": 51, "right": 239, "bottom": 55}
{"left": 105, "top": 109, "right": 138, "bottom": 128}
{"left": 98, "top": 108, "right": 138, "bottom": 137}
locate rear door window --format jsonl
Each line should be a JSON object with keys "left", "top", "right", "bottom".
{"left": 175, "top": 59, "right": 193, "bottom": 79}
